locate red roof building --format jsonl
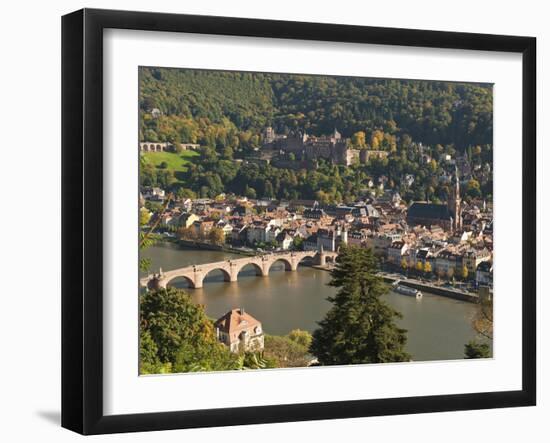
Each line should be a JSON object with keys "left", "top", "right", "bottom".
{"left": 214, "top": 308, "right": 264, "bottom": 353}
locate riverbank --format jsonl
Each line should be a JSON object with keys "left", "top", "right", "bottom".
{"left": 312, "top": 264, "right": 478, "bottom": 303}
{"left": 380, "top": 274, "right": 479, "bottom": 303}
{"left": 176, "top": 239, "right": 257, "bottom": 256}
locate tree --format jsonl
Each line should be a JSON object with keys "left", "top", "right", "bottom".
{"left": 263, "top": 335, "right": 312, "bottom": 368}
{"left": 464, "top": 340, "right": 491, "bottom": 359}
{"left": 178, "top": 226, "right": 198, "bottom": 241}
{"left": 245, "top": 185, "right": 257, "bottom": 199}
{"left": 310, "top": 246, "right": 410, "bottom": 365}
{"left": 139, "top": 207, "right": 152, "bottom": 226}
{"left": 176, "top": 187, "right": 197, "bottom": 200}
{"left": 144, "top": 128, "right": 159, "bottom": 142}
{"left": 222, "top": 146, "right": 234, "bottom": 160}
{"left": 466, "top": 179, "right": 481, "bottom": 198}
{"left": 140, "top": 330, "right": 171, "bottom": 374}
{"left": 292, "top": 236, "right": 304, "bottom": 251}
{"left": 472, "top": 295, "right": 493, "bottom": 339}
{"left": 370, "top": 130, "right": 384, "bottom": 149}
{"left": 288, "top": 329, "right": 313, "bottom": 349}
{"left": 401, "top": 258, "right": 408, "bottom": 272}
{"left": 208, "top": 227, "right": 226, "bottom": 246}
{"left": 173, "top": 336, "right": 239, "bottom": 373}
{"left": 351, "top": 131, "right": 367, "bottom": 148}
{"left": 140, "top": 287, "right": 237, "bottom": 371}
{"left": 139, "top": 191, "right": 172, "bottom": 272}
{"left": 424, "top": 261, "right": 432, "bottom": 275}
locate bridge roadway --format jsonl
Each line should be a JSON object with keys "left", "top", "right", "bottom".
{"left": 140, "top": 250, "right": 337, "bottom": 289}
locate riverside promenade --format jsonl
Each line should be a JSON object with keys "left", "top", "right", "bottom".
{"left": 380, "top": 274, "right": 479, "bottom": 303}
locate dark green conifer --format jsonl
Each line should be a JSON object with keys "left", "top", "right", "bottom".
{"left": 311, "top": 246, "right": 410, "bottom": 365}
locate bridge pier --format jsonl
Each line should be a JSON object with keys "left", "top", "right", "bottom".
{"left": 229, "top": 262, "right": 239, "bottom": 282}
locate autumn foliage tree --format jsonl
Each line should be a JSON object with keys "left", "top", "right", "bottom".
{"left": 424, "top": 261, "right": 432, "bottom": 275}
{"left": 208, "top": 227, "right": 226, "bottom": 246}
{"left": 178, "top": 226, "right": 198, "bottom": 241}
{"left": 351, "top": 131, "right": 366, "bottom": 148}
{"left": 472, "top": 295, "right": 493, "bottom": 340}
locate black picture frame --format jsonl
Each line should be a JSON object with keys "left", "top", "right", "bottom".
{"left": 62, "top": 8, "right": 537, "bottom": 435}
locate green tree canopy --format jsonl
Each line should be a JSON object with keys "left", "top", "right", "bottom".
{"left": 140, "top": 287, "right": 236, "bottom": 371}
{"left": 310, "top": 246, "right": 410, "bottom": 365}
{"left": 464, "top": 340, "right": 491, "bottom": 359}
{"left": 288, "top": 329, "right": 313, "bottom": 349}
{"left": 263, "top": 335, "right": 312, "bottom": 368}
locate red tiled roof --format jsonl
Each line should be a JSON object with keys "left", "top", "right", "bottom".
{"left": 214, "top": 309, "right": 261, "bottom": 336}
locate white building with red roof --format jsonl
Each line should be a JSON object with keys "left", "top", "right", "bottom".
{"left": 214, "top": 308, "right": 264, "bottom": 353}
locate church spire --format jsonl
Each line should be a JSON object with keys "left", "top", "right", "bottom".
{"left": 454, "top": 164, "right": 460, "bottom": 197}
{"left": 448, "top": 164, "right": 462, "bottom": 231}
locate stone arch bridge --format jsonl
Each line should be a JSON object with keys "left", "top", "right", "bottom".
{"left": 140, "top": 250, "right": 337, "bottom": 289}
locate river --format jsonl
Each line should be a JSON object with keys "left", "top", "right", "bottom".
{"left": 141, "top": 242, "right": 484, "bottom": 361}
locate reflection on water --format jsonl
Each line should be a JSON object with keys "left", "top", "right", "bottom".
{"left": 141, "top": 242, "right": 484, "bottom": 361}
{"left": 171, "top": 265, "right": 333, "bottom": 339}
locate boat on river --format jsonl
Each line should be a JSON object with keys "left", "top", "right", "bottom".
{"left": 392, "top": 282, "right": 423, "bottom": 298}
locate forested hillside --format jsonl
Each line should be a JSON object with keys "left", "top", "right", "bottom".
{"left": 139, "top": 67, "right": 492, "bottom": 150}
{"left": 139, "top": 67, "right": 493, "bottom": 204}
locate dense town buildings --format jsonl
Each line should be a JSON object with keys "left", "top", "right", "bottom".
{"left": 141, "top": 172, "right": 493, "bottom": 289}
{"left": 141, "top": 136, "right": 493, "bottom": 289}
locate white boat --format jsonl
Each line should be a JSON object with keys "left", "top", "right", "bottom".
{"left": 394, "top": 284, "right": 423, "bottom": 298}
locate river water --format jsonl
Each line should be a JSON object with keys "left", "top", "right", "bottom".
{"left": 141, "top": 242, "right": 484, "bottom": 361}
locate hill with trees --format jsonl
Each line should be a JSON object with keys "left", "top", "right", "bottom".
{"left": 139, "top": 68, "right": 493, "bottom": 204}
{"left": 140, "top": 67, "right": 492, "bottom": 149}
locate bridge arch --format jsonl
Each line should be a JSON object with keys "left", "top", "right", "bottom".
{"left": 236, "top": 262, "right": 263, "bottom": 277}
{"left": 298, "top": 254, "right": 316, "bottom": 266}
{"left": 203, "top": 267, "right": 231, "bottom": 282}
{"left": 325, "top": 255, "right": 336, "bottom": 264}
{"left": 164, "top": 275, "right": 196, "bottom": 289}
{"left": 268, "top": 257, "right": 292, "bottom": 272}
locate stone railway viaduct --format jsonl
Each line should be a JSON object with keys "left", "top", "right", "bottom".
{"left": 140, "top": 250, "right": 337, "bottom": 289}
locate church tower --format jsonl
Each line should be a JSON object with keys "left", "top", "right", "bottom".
{"left": 448, "top": 165, "right": 462, "bottom": 231}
